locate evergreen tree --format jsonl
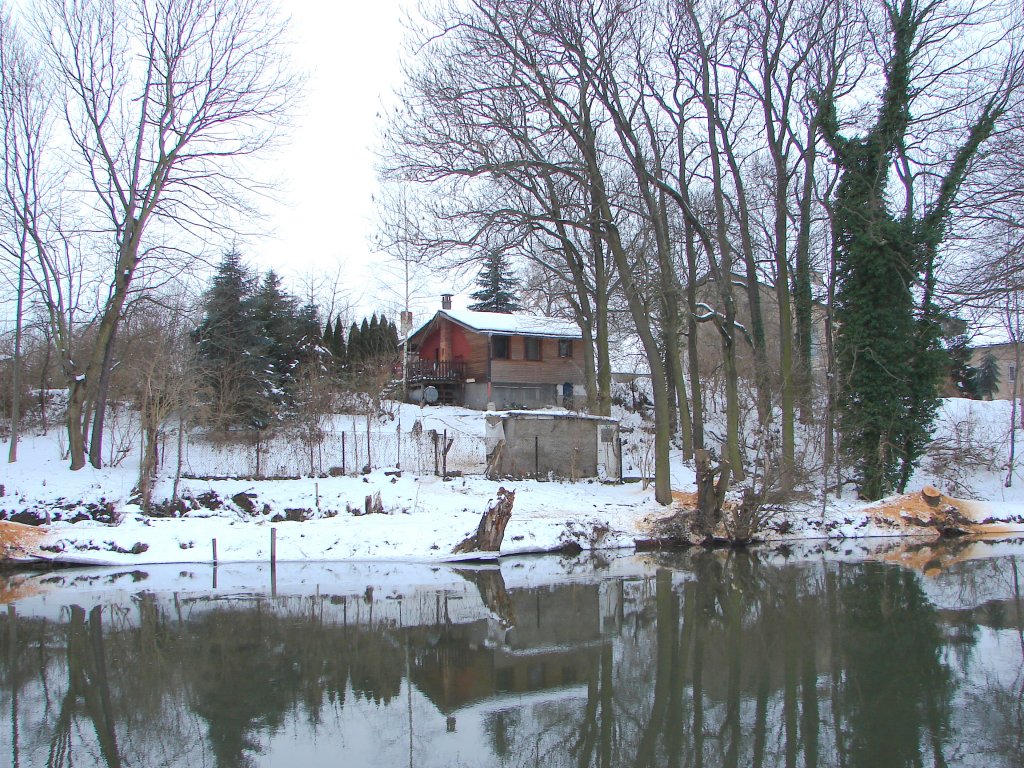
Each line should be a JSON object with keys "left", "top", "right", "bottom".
{"left": 347, "top": 322, "right": 362, "bottom": 368}
{"left": 248, "top": 270, "right": 301, "bottom": 424}
{"left": 294, "top": 302, "right": 323, "bottom": 366}
{"left": 976, "top": 352, "right": 1000, "bottom": 400}
{"left": 386, "top": 317, "right": 400, "bottom": 352}
{"left": 322, "top": 318, "right": 335, "bottom": 354}
{"left": 368, "top": 313, "right": 382, "bottom": 356}
{"left": 947, "top": 332, "right": 980, "bottom": 399}
{"left": 331, "top": 317, "right": 347, "bottom": 370}
{"left": 468, "top": 251, "right": 522, "bottom": 313}
{"left": 194, "top": 251, "right": 263, "bottom": 427}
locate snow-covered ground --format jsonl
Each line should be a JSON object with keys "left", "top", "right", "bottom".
{"left": 3, "top": 398, "right": 1024, "bottom": 566}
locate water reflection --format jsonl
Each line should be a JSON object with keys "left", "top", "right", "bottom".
{"left": 0, "top": 541, "right": 1022, "bottom": 767}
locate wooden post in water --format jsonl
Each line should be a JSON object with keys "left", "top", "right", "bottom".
{"left": 212, "top": 538, "right": 218, "bottom": 565}
{"left": 270, "top": 527, "right": 278, "bottom": 597}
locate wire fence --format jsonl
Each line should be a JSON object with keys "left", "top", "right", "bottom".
{"left": 174, "top": 421, "right": 488, "bottom": 479}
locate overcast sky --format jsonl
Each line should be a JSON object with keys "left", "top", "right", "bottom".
{"left": 254, "top": 0, "right": 448, "bottom": 321}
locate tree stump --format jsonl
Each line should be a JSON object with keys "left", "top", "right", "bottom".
{"left": 453, "top": 487, "right": 515, "bottom": 554}
{"left": 921, "top": 485, "right": 942, "bottom": 507}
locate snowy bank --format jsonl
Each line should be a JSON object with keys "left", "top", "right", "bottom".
{"left": 3, "top": 398, "right": 1024, "bottom": 566}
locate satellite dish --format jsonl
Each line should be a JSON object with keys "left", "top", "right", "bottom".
{"left": 423, "top": 385, "right": 439, "bottom": 404}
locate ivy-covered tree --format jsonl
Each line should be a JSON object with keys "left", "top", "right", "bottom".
{"left": 468, "top": 251, "right": 522, "bottom": 313}
{"left": 823, "top": 0, "right": 1011, "bottom": 499}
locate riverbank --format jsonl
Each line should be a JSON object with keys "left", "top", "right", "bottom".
{"left": 2, "top": 465, "right": 1024, "bottom": 567}
{"left": 4, "top": 397, "right": 1024, "bottom": 566}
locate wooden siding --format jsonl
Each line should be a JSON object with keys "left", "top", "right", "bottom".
{"left": 415, "top": 320, "right": 489, "bottom": 379}
{"left": 412, "top": 316, "right": 583, "bottom": 385}
{"left": 490, "top": 336, "right": 584, "bottom": 385}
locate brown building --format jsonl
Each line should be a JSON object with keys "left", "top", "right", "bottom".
{"left": 404, "top": 297, "right": 585, "bottom": 409}
{"left": 970, "top": 342, "right": 1022, "bottom": 400}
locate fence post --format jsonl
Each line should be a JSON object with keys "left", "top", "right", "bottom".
{"left": 270, "top": 527, "right": 277, "bottom": 567}
{"left": 397, "top": 422, "right": 402, "bottom": 469}
{"left": 535, "top": 435, "right": 540, "bottom": 479}
{"left": 212, "top": 538, "right": 218, "bottom": 565}
{"left": 443, "top": 429, "right": 448, "bottom": 477}
{"left": 342, "top": 432, "right": 346, "bottom": 475}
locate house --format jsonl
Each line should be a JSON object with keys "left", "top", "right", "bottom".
{"left": 403, "top": 296, "right": 585, "bottom": 409}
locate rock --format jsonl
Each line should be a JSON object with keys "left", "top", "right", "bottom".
{"left": 231, "top": 491, "right": 257, "bottom": 515}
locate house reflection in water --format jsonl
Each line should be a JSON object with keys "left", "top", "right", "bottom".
{"left": 408, "top": 582, "right": 618, "bottom": 723}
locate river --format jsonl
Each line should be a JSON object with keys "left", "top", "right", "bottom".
{"left": 0, "top": 536, "right": 1022, "bottom": 767}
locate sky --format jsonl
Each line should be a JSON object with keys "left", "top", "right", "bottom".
{"left": 253, "top": 0, "right": 450, "bottom": 322}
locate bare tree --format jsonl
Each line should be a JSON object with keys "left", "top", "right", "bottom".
{"left": 12, "top": 0, "right": 298, "bottom": 470}
{"left": 0, "top": 8, "right": 53, "bottom": 462}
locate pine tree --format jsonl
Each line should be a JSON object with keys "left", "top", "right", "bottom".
{"left": 468, "top": 251, "right": 522, "bottom": 313}
{"left": 368, "top": 313, "right": 381, "bottom": 357}
{"left": 347, "top": 322, "right": 362, "bottom": 368}
{"left": 294, "top": 302, "right": 323, "bottom": 366}
{"left": 947, "top": 332, "right": 980, "bottom": 399}
{"left": 322, "top": 318, "right": 335, "bottom": 354}
{"left": 248, "top": 270, "right": 301, "bottom": 423}
{"left": 194, "top": 251, "right": 263, "bottom": 427}
{"left": 331, "top": 317, "right": 347, "bottom": 370}
{"left": 976, "top": 352, "right": 1000, "bottom": 400}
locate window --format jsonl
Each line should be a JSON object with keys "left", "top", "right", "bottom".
{"left": 558, "top": 339, "right": 573, "bottom": 358}
{"left": 524, "top": 337, "right": 542, "bottom": 361}
{"left": 492, "top": 335, "right": 510, "bottom": 359}
{"left": 1011, "top": 364, "right": 1017, "bottom": 383}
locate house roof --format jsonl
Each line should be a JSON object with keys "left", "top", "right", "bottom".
{"left": 408, "top": 309, "right": 582, "bottom": 342}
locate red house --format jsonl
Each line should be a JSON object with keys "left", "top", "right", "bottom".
{"left": 404, "top": 298, "right": 585, "bottom": 409}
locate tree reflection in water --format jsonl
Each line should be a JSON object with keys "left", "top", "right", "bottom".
{"left": 0, "top": 546, "right": 1021, "bottom": 767}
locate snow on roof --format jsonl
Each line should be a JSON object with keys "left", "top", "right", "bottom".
{"left": 410, "top": 308, "right": 582, "bottom": 340}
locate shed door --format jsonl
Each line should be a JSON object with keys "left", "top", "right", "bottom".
{"left": 597, "top": 424, "right": 620, "bottom": 481}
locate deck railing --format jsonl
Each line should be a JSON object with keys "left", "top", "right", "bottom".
{"left": 405, "top": 359, "right": 467, "bottom": 381}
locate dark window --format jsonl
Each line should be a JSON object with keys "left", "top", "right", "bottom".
{"left": 558, "top": 339, "right": 573, "bottom": 358}
{"left": 524, "top": 337, "right": 542, "bottom": 361}
{"left": 492, "top": 335, "right": 510, "bottom": 359}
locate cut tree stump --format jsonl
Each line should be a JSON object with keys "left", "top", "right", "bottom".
{"left": 453, "top": 487, "right": 515, "bottom": 554}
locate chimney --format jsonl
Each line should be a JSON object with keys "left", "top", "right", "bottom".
{"left": 441, "top": 293, "right": 453, "bottom": 310}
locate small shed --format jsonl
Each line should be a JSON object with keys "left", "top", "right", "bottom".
{"left": 485, "top": 412, "right": 621, "bottom": 481}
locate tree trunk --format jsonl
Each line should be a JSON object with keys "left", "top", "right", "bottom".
{"left": 7, "top": 248, "right": 25, "bottom": 463}
{"left": 453, "top": 487, "right": 515, "bottom": 553}
{"left": 88, "top": 324, "right": 119, "bottom": 469}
